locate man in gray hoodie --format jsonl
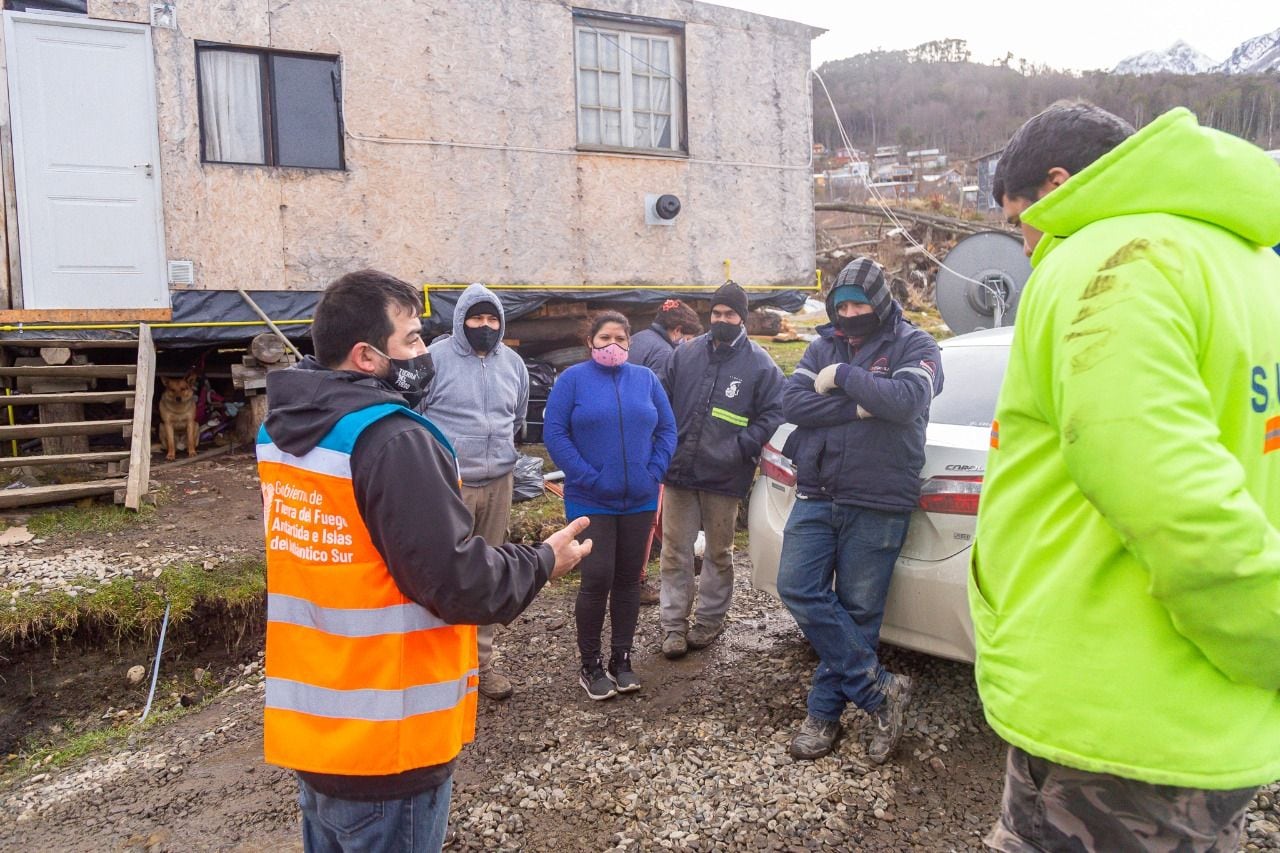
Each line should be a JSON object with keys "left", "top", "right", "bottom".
{"left": 419, "top": 283, "right": 530, "bottom": 700}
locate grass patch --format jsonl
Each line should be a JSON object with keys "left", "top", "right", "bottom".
{"left": 756, "top": 340, "right": 809, "bottom": 376}
{"left": 508, "top": 491, "right": 567, "bottom": 544}
{"left": 904, "top": 308, "right": 951, "bottom": 341}
{"left": 26, "top": 501, "right": 156, "bottom": 539}
{"left": 2, "top": 696, "right": 207, "bottom": 781}
{"left": 1, "top": 556, "right": 266, "bottom": 645}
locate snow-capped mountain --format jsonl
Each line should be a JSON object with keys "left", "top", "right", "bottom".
{"left": 1214, "top": 27, "right": 1280, "bottom": 74}
{"left": 1113, "top": 40, "right": 1215, "bottom": 75}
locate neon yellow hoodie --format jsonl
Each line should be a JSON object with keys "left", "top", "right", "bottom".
{"left": 971, "top": 108, "right": 1280, "bottom": 789}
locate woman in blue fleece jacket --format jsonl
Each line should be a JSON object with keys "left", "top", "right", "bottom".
{"left": 544, "top": 311, "right": 677, "bottom": 700}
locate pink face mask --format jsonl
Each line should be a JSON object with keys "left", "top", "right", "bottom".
{"left": 591, "top": 342, "right": 629, "bottom": 368}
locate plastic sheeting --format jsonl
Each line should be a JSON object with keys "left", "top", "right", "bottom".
{"left": 0, "top": 286, "right": 809, "bottom": 348}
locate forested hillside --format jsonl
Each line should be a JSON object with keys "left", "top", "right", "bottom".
{"left": 812, "top": 40, "right": 1280, "bottom": 157}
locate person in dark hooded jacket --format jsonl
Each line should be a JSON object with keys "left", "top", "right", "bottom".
{"left": 777, "top": 257, "right": 943, "bottom": 766}
{"left": 257, "top": 269, "right": 591, "bottom": 852}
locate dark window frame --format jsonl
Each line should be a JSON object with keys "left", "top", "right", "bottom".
{"left": 195, "top": 41, "right": 345, "bottom": 171}
{"left": 571, "top": 8, "right": 689, "bottom": 157}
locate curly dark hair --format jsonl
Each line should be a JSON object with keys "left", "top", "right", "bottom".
{"left": 655, "top": 299, "right": 703, "bottom": 336}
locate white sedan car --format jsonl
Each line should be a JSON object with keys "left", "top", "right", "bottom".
{"left": 748, "top": 327, "right": 1012, "bottom": 663}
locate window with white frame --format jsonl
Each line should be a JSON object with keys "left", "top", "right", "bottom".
{"left": 574, "top": 16, "right": 684, "bottom": 153}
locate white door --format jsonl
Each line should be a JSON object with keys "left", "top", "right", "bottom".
{"left": 4, "top": 12, "right": 167, "bottom": 310}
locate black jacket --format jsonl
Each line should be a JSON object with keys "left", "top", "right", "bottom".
{"left": 663, "top": 328, "right": 785, "bottom": 498}
{"left": 782, "top": 281, "right": 944, "bottom": 513}
{"left": 628, "top": 323, "right": 676, "bottom": 383}
{"left": 263, "top": 358, "right": 553, "bottom": 800}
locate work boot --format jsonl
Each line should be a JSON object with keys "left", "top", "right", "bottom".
{"left": 579, "top": 657, "right": 617, "bottom": 701}
{"left": 639, "top": 579, "right": 660, "bottom": 606}
{"left": 607, "top": 650, "right": 641, "bottom": 693}
{"left": 662, "top": 631, "right": 688, "bottom": 660}
{"left": 686, "top": 622, "right": 723, "bottom": 650}
{"left": 790, "top": 714, "right": 842, "bottom": 760}
{"left": 477, "top": 666, "right": 513, "bottom": 701}
{"left": 866, "top": 673, "right": 913, "bottom": 765}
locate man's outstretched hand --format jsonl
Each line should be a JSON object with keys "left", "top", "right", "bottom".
{"left": 544, "top": 516, "right": 593, "bottom": 580}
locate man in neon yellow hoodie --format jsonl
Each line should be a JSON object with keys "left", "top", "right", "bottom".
{"left": 973, "top": 101, "right": 1280, "bottom": 851}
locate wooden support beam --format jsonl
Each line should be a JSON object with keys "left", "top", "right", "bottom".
{"left": 0, "top": 391, "right": 134, "bottom": 406}
{"left": 0, "top": 338, "right": 141, "bottom": 349}
{"left": 0, "top": 479, "right": 127, "bottom": 510}
{"left": 0, "top": 364, "right": 135, "bottom": 379}
{"left": 124, "top": 324, "right": 154, "bottom": 510}
{"left": 0, "top": 309, "right": 171, "bottom": 323}
{"left": 0, "top": 450, "right": 130, "bottom": 468}
{"left": 0, "top": 419, "right": 130, "bottom": 440}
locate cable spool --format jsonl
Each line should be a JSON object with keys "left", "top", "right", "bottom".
{"left": 935, "top": 232, "right": 1032, "bottom": 335}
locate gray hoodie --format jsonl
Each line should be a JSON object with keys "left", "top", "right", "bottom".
{"left": 421, "top": 284, "right": 530, "bottom": 486}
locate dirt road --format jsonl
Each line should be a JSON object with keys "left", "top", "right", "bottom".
{"left": 2, "top": 453, "right": 1276, "bottom": 851}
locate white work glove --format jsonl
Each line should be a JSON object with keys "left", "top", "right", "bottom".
{"left": 814, "top": 364, "right": 841, "bottom": 395}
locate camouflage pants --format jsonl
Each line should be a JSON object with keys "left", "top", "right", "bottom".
{"left": 985, "top": 746, "right": 1257, "bottom": 853}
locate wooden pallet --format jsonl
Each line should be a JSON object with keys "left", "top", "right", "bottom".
{"left": 0, "top": 325, "right": 154, "bottom": 510}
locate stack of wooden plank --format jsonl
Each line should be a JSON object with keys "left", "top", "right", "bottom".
{"left": 0, "top": 326, "right": 154, "bottom": 510}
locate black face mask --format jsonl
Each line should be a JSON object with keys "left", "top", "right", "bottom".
{"left": 835, "top": 312, "right": 881, "bottom": 339}
{"left": 710, "top": 321, "right": 740, "bottom": 344}
{"left": 463, "top": 325, "right": 501, "bottom": 354}
{"left": 370, "top": 346, "right": 434, "bottom": 407}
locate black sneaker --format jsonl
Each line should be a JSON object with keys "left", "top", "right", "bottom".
{"left": 607, "top": 651, "right": 642, "bottom": 693}
{"left": 579, "top": 658, "right": 617, "bottom": 701}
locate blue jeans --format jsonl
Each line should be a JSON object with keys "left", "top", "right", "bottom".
{"left": 777, "top": 498, "right": 909, "bottom": 721}
{"left": 297, "top": 775, "right": 452, "bottom": 853}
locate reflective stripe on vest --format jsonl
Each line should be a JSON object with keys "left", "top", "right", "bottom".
{"left": 266, "top": 672, "right": 478, "bottom": 721}
{"left": 257, "top": 402, "right": 477, "bottom": 776}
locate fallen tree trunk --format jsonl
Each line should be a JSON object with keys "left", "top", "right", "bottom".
{"left": 815, "top": 202, "right": 991, "bottom": 236}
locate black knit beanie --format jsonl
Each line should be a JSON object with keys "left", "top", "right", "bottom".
{"left": 710, "top": 281, "right": 749, "bottom": 322}
{"left": 464, "top": 300, "right": 499, "bottom": 320}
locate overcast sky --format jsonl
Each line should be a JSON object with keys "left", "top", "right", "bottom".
{"left": 710, "top": 1, "right": 1276, "bottom": 72}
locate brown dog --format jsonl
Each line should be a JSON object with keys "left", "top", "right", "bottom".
{"left": 158, "top": 375, "right": 199, "bottom": 460}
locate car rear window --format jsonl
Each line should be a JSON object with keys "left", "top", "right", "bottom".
{"left": 929, "top": 344, "right": 1010, "bottom": 428}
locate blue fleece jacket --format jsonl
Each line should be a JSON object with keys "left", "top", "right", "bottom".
{"left": 543, "top": 360, "right": 676, "bottom": 517}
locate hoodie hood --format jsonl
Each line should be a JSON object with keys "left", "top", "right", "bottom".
{"left": 449, "top": 283, "right": 507, "bottom": 356}
{"left": 263, "top": 356, "right": 407, "bottom": 456}
{"left": 819, "top": 257, "right": 902, "bottom": 338}
{"left": 1025, "top": 108, "right": 1280, "bottom": 267}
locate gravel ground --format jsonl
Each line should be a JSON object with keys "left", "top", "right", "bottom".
{"left": 2, "top": 454, "right": 1277, "bottom": 851}
{"left": 3, "top": 546, "right": 1277, "bottom": 852}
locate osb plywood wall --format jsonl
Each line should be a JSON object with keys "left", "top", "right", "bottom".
{"left": 88, "top": 0, "right": 819, "bottom": 292}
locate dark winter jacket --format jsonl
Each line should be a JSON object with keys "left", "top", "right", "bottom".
{"left": 783, "top": 280, "right": 943, "bottom": 513}
{"left": 543, "top": 360, "right": 677, "bottom": 516}
{"left": 628, "top": 323, "right": 677, "bottom": 382}
{"left": 262, "top": 357, "right": 553, "bottom": 799}
{"left": 663, "top": 327, "right": 785, "bottom": 498}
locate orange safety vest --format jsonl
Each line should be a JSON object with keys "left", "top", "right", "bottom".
{"left": 256, "top": 402, "right": 478, "bottom": 776}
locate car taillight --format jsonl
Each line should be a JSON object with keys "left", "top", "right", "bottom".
{"left": 759, "top": 442, "right": 796, "bottom": 487}
{"left": 918, "top": 475, "right": 982, "bottom": 515}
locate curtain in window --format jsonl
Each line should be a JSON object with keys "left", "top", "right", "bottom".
{"left": 650, "top": 40, "right": 672, "bottom": 149}
{"left": 199, "top": 51, "right": 265, "bottom": 163}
